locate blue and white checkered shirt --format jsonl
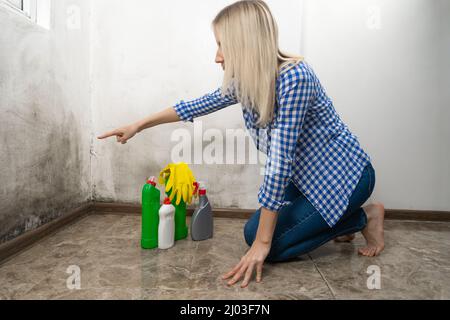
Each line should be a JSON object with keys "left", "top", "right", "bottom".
{"left": 173, "top": 61, "right": 371, "bottom": 227}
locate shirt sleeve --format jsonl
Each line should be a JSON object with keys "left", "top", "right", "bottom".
{"left": 173, "top": 86, "right": 238, "bottom": 123}
{"left": 258, "top": 67, "right": 314, "bottom": 212}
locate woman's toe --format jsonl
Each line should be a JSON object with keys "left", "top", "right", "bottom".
{"left": 375, "top": 247, "right": 382, "bottom": 256}
{"left": 360, "top": 247, "right": 373, "bottom": 256}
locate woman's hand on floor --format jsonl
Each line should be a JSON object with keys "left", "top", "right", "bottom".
{"left": 222, "top": 240, "right": 271, "bottom": 288}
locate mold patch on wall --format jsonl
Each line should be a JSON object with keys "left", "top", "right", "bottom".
{"left": 0, "top": 112, "right": 87, "bottom": 244}
{"left": 0, "top": 1, "right": 92, "bottom": 245}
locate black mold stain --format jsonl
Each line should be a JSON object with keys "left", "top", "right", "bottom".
{"left": 0, "top": 111, "right": 87, "bottom": 244}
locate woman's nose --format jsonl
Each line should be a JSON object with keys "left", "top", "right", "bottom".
{"left": 216, "top": 49, "right": 223, "bottom": 62}
{"left": 216, "top": 55, "right": 224, "bottom": 64}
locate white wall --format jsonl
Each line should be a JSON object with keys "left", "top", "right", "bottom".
{"left": 301, "top": 0, "right": 450, "bottom": 211}
{"left": 91, "top": 0, "right": 303, "bottom": 208}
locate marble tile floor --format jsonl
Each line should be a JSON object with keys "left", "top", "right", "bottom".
{"left": 0, "top": 214, "right": 449, "bottom": 300}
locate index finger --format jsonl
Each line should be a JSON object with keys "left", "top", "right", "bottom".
{"left": 98, "top": 130, "right": 118, "bottom": 139}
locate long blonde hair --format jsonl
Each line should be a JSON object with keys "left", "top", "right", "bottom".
{"left": 212, "top": 0, "right": 304, "bottom": 126}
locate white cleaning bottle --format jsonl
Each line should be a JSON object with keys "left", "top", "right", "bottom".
{"left": 158, "top": 197, "right": 175, "bottom": 250}
{"left": 191, "top": 181, "right": 213, "bottom": 241}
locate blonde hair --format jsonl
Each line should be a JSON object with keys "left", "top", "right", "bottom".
{"left": 212, "top": 0, "right": 304, "bottom": 127}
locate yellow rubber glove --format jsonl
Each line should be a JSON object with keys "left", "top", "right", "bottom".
{"left": 159, "top": 162, "right": 196, "bottom": 205}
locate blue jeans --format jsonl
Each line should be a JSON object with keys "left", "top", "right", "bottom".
{"left": 244, "top": 163, "right": 376, "bottom": 262}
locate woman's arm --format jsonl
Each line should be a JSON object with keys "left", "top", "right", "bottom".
{"left": 174, "top": 87, "right": 238, "bottom": 123}
{"left": 255, "top": 208, "right": 278, "bottom": 245}
{"left": 97, "top": 107, "right": 180, "bottom": 143}
{"left": 98, "top": 86, "right": 238, "bottom": 144}
{"left": 135, "top": 107, "right": 181, "bottom": 132}
{"left": 222, "top": 207, "right": 278, "bottom": 288}
{"left": 257, "top": 66, "right": 312, "bottom": 212}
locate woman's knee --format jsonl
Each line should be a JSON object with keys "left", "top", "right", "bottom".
{"left": 244, "top": 221, "right": 255, "bottom": 247}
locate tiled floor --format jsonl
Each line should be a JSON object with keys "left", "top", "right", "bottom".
{"left": 0, "top": 214, "right": 449, "bottom": 300}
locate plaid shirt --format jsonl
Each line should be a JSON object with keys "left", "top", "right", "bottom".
{"left": 173, "top": 61, "right": 371, "bottom": 227}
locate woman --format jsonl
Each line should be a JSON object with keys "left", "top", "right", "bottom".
{"left": 98, "top": 0, "right": 385, "bottom": 288}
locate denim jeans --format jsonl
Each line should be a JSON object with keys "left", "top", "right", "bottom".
{"left": 244, "top": 163, "right": 376, "bottom": 262}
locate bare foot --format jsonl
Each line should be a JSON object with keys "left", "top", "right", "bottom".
{"left": 358, "top": 202, "right": 385, "bottom": 257}
{"left": 334, "top": 234, "right": 355, "bottom": 242}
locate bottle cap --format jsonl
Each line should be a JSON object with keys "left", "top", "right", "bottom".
{"left": 163, "top": 197, "right": 172, "bottom": 205}
{"left": 198, "top": 181, "right": 206, "bottom": 190}
{"left": 198, "top": 181, "right": 206, "bottom": 195}
{"left": 147, "top": 176, "right": 157, "bottom": 186}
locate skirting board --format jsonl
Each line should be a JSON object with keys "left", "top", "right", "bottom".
{"left": 1, "top": 201, "right": 449, "bottom": 265}
{"left": 91, "top": 202, "right": 254, "bottom": 219}
{"left": 0, "top": 203, "right": 93, "bottom": 265}
{"left": 92, "top": 202, "right": 450, "bottom": 222}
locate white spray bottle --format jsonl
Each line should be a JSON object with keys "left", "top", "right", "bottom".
{"left": 158, "top": 197, "right": 175, "bottom": 250}
{"left": 191, "top": 181, "right": 213, "bottom": 241}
